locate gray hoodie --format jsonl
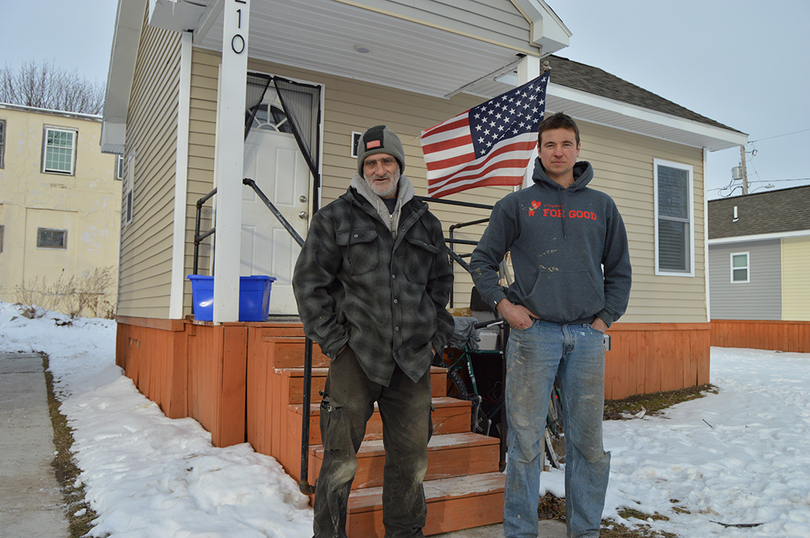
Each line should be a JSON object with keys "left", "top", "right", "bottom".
{"left": 470, "top": 157, "right": 632, "bottom": 327}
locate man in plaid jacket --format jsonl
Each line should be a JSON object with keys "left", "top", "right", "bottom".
{"left": 293, "top": 125, "right": 454, "bottom": 538}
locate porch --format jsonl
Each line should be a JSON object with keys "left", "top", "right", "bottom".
{"left": 115, "top": 314, "right": 712, "bottom": 536}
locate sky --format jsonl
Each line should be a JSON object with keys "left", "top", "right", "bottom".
{"left": 2, "top": 300, "right": 810, "bottom": 537}
{"left": 2, "top": 1, "right": 808, "bottom": 200}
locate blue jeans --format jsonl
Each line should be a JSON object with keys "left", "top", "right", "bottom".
{"left": 503, "top": 321, "right": 610, "bottom": 538}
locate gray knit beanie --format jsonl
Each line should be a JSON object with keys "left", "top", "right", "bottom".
{"left": 356, "top": 125, "right": 405, "bottom": 175}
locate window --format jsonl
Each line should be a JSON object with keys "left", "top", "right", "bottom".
{"left": 654, "top": 159, "right": 694, "bottom": 276}
{"left": 42, "top": 127, "right": 77, "bottom": 174}
{"left": 37, "top": 228, "right": 67, "bottom": 249}
{"left": 0, "top": 119, "right": 5, "bottom": 169}
{"left": 116, "top": 155, "right": 124, "bottom": 180}
{"left": 123, "top": 154, "right": 134, "bottom": 225}
{"left": 731, "top": 252, "right": 749, "bottom": 283}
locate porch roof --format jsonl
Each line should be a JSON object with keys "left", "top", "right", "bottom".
{"left": 102, "top": 0, "right": 746, "bottom": 154}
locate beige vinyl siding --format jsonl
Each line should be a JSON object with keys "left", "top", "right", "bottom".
{"left": 575, "top": 121, "right": 707, "bottom": 324}
{"left": 187, "top": 50, "right": 508, "bottom": 312}
{"left": 186, "top": 49, "right": 707, "bottom": 323}
{"left": 782, "top": 236, "right": 810, "bottom": 320}
{"left": 353, "top": 0, "right": 533, "bottom": 53}
{"left": 117, "top": 16, "right": 181, "bottom": 319}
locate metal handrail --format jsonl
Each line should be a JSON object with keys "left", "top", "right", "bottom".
{"left": 191, "top": 179, "right": 316, "bottom": 495}
{"left": 191, "top": 186, "right": 503, "bottom": 492}
{"left": 416, "top": 196, "right": 493, "bottom": 308}
{"left": 239, "top": 179, "right": 314, "bottom": 495}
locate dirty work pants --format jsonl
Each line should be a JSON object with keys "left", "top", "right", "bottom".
{"left": 503, "top": 321, "right": 610, "bottom": 538}
{"left": 313, "top": 347, "right": 432, "bottom": 538}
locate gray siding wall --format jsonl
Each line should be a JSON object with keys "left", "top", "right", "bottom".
{"left": 709, "top": 239, "right": 781, "bottom": 320}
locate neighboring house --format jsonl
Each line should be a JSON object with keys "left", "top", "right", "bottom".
{"left": 708, "top": 186, "right": 810, "bottom": 352}
{"left": 0, "top": 103, "right": 121, "bottom": 317}
{"left": 101, "top": 1, "right": 747, "bottom": 535}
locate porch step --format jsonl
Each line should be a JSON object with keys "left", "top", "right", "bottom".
{"left": 309, "top": 431, "right": 501, "bottom": 489}
{"left": 249, "top": 324, "right": 505, "bottom": 536}
{"left": 345, "top": 472, "right": 506, "bottom": 537}
{"left": 282, "top": 365, "right": 449, "bottom": 404}
{"left": 290, "top": 397, "right": 474, "bottom": 446}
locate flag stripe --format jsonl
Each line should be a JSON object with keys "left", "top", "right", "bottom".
{"left": 426, "top": 135, "right": 538, "bottom": 182}
{"left": 421, "top": 114, "right": 470, "bottom": 138}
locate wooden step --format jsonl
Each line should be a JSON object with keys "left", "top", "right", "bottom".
{"left": 345, "top": 472, "right": 506, "bottom": 537}
{"left": 282, "top": 366, "right": 449, "bottom": 404}
{"left": 256, "top": 334, "right": 331, "bottom": 369}
{"left": 309, "top": 431, "right": 500, "bottom": 489}
{"left": 290, "top": 397, "right": 474, "bottom": 446}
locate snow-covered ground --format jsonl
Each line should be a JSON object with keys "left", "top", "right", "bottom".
{"left": 1, "top": 301, "right": 808, "bottom": 537}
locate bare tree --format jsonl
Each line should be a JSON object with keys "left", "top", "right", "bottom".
{"left": 1, "top": 60, "right": 105, "bottom": 115}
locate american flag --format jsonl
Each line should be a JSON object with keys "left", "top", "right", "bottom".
{"left": 420, "top": 73, "right": 549, "bottom": 198}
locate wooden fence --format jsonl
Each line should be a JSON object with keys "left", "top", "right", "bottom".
{"left": 710, "top": 319, "right": 810, "bottom": 353}
{"left": 604, "top": 323, "right": 710, "bottom": 400}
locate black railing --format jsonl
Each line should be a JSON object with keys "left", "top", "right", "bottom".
{"left": 192, "top": 178, "right": 316, "bottom": 495}
{"left": 192, "top": 187, "right": 501, "bottom": 493}
{"left": 416, "top": 196, "right": 494, "bottom": 307}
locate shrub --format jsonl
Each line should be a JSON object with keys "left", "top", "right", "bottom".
{"left": 14, "top": 266, "right": 116, "bottom": 319}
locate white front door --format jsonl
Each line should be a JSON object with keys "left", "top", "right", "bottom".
{"left": 242, "top": 99, "right": 309, "bottom": 315}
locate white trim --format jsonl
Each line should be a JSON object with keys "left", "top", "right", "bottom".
{"left": 124, "top": 152, "right": 135, "bottom": 227}
{"left": 212, "top": 0, "right": 250, "bottom": 323}
{"left": 42, "top": 126, "right": 77, "bottom": 175}
{"left": 703, "top": 148, "right": 711, "bottom": 321}
{"left": 654, "top": 158, "right": 695, "bottom": 277}
{"left": 316, "top": 82, "right": 326, "bottom": 213}
{"left": 170, "top": 32, "right": 193, "bottom": 319}
{"left": 517, "top": 55, "right": 541, "bottom": 189}
{"left": 194, "top": 0, "right": 223, "bottom": 43}
{"left": 709, "top": 229, "right": 810, "bottom": 245}
{"left": 0, "top": 102, "right": 101, "bottom": 121}
{"left": 351, "top": 131, "right": 362, "bottom": 158}
{"left": 102, "top": 0, "right": 148, "bottom": 153}
{"left": 548, "top": 83, "right": 748, "bottom": 151}
{"left": 730, "top": 251, "right": 750, "bottom": 283}
{"left": 510, "top": 0, "right": 570, "bottom": 53}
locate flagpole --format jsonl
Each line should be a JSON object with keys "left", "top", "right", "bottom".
{"left": 515, "top": 58, "right": 551, "bottom": 192}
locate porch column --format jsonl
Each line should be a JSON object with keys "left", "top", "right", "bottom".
{"left": 517, "top": 55, "right": 542, "bottom": 189}
{"left": 213, "top": 0, "right": 250, "bottom": 323}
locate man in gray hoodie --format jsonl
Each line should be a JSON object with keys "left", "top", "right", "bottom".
{"left": 470, "top": 112, "right": 632, "bottom": 538}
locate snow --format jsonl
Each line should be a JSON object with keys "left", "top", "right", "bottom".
{"left": 1, "top": 301, "right": 809, "bottom": 537}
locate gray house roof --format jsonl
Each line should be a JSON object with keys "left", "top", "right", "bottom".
{"left": 545, "top": 55, "right": 741, "bottom": 134}
{"left": 537, "top": 55, "right": 747, "bottom": 152}
{"left": 708, "top": 185, "right": 810, "bottom": 239}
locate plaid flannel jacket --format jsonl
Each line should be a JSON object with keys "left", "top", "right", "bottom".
{"left": 292, "top": 187, "right": 454, "bottom": 386}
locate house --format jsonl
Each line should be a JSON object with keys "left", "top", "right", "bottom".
{"left": 101, "top": 0, "right": 747, "bottom": 535}
{"left": 0, "top": 103, "right": 120, "bottom": 317}
{"left": 708, "top": 186, "right": 810, "bottom": 352}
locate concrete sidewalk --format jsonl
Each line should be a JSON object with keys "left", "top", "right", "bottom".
{"left": 0, "top": 352, "right": 69, "bottom": 537}
{"left": 433, "top": 519, "right": 566, "bottom": 538}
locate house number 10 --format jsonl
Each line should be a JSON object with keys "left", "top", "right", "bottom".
{"left": 231, "top": 0, "right": 247, "bottom": 54}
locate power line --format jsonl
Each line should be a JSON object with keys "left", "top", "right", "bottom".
{"left": 748, "top": 177, "right": 810, "bottom": 184}
{"left": 749, "top": 128, "right": 810, "bottom": 143}
{"left": 708, "top": 178, "right": 810, "bottom": 193}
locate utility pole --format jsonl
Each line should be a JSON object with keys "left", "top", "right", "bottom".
{"left": 740, "top": 144, "right": 748, "bottom": 195}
